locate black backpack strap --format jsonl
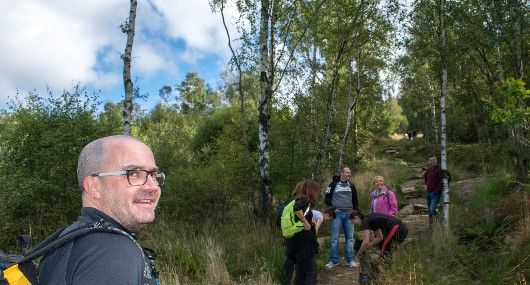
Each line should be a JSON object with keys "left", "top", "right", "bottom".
{"left": 22, "top": 226, "right": 68, "bottom": 258}
{"left": 21, "top": 220, "right": 158, "bottom": 284}
{"left": 20, "top": 220, "right": 126, "bottom": 263}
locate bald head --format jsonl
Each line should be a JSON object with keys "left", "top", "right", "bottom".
{"left": 77, "top": 135, "right": 148, "bottom": 190}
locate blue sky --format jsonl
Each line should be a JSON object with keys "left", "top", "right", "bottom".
{"left": 0, "top": 0, "right": 237, "bottom": 111}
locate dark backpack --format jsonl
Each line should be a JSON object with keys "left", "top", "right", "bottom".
{"left": 276, "top": 198, "right": 293, "bottom": 226}
{"left": 0, "top": 220, "right": 160, "bottom": 285}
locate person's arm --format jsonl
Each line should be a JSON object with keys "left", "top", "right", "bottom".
{"left": 295, "top": 209, "right": 311, "bottom": 230}
{"left": 324, "top": 180, "right": 335, "bottom": 206}
{"left": 314, "top": 217, "right": 323, "bottom": 234}
{"left": 368, "top": 192, "right": 374, "bottom": 214}
{"left": 357, "top": 229, "right": 384, "bottom": 258}
{"left": 372, "top": 229, "right": 384, "bottom": 246}
{"left": 356, "top": 229, "right": 372, "bottom": 259}
{"left": 388, "top": 191, "right": 398, "bottom": 216}
{"left": 312, "top": 210, "right": 323, "bottom": 234}
{"left": 351, "top": 183, "right": 359, "bottom": 209}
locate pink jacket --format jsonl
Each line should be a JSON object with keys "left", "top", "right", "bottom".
{"left": 369, "top": 187, "right": 398, "bottom": 216}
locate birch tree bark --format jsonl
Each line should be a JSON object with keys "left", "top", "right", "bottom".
{"left": 258, "top": 0, "right": 273, "bottom": 223}
{"left": 121, "top": 0, "right": 137, "bottom": 135}
{"left": 438, "top": 0, "right": 450, "bottom": 232}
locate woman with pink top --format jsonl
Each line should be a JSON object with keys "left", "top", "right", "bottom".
{"left": 369, "top": 176, "right": 398, "bottom": 216}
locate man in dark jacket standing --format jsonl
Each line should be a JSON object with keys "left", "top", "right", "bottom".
{"left": 424, "top": 155, "right": 446, "bottom": 224}
{"left": 39, "top": 135, "right": 164, "bottom": 284}
{"left": 324, "top": 165, "right": 359, "bottom": 268}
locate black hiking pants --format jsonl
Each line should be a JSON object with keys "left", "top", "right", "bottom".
{"left": 294, "top": 255, "right": 316, "bottom": 285}
{"left": 281, "top": 256, "right": 295, "bottom": 285}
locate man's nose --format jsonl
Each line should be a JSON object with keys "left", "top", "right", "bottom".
{"left": 145, "top": 174, "right": 160, "bottom": 188}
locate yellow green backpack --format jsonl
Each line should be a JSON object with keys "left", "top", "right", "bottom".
{"left": 280, "top": 199, "right": 310, "bottom": 238}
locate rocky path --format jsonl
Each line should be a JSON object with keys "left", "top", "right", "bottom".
{"left": 316, "top": 147, "right": 483, "bottom": 284}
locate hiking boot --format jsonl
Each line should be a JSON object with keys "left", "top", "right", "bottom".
{"left": 347, "top": 260, "right": 358, "bottom": 268}
{"left": 325, "top": 261, "right": 338, "bottom": 269}
{"left": 360, "top": 273, "right": 370, "bottom": 281}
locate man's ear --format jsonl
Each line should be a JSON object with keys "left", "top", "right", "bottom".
{"left": 82, "top": 176, "right": 101, "bottom": 199}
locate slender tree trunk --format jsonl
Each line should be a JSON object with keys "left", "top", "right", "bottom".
{"left": 217, "top": 0, "right": 257, "bottom": 213}
{"left": 219, "top": 0, "right": 245, "bottom": 113}
{"left": 338, "top": 59, "right": 359, "bottom": 170}
{"left": 309, "top": 41, "right": 319, "bottom": 179}
{"left": 317, "top": 36, "right": 349, "bottom": 182}
{"left": 513, "top": 4, "right": 528, "bottom": 183}
{"left": 439, "top": 0, "right": 450, "bottom": 232}
{"left": 338, "top": 68, "right": 353, "bottom": 170}
{"left": 516, "top": 20, "right": 524, "bottom": 80}
{"left": 258, "top": 0, "right": 273, "bottom": 223}
{"left": 352, "top": 103, "right": 359, "bottom": 162}
{"left": 431, "top": 92, "right": 438, "bottom": 145}
{"left": 318, "top": 66, "right": 341, "bottom": 181}
{"left": 122, "top": 0, "right": 137, "bottom": 135}
{"left": 494, "top": 43, "right": 505, "bottom": 82}
{"left": 352, "top": 56, "right": 361, "bottom": 161}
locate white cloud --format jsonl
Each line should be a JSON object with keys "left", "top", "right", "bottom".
{"left": 0, "top": 0, "right": 234, "bottom": 105}
{"left": 0, "top": 0, "right": 125, "bottom": 101}
{"left": 147, "top": 0, "right": 236, "bottom": 58}
{"left": 134, "top": 43, "right": 166, "bottom": 75}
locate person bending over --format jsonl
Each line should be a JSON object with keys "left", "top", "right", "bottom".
{"left": 350, "top": 211, "right": 408, "bottom": 281}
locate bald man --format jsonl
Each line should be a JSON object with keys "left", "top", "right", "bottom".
{"left": 39, "top": 135, "right": 164, "bottom": 284}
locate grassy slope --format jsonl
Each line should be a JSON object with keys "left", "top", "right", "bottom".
{"left": 365, "top": 135, "right": 530, "bottom": 284}
{"left": 144, "top": 135, "right": 529, "bottom": 284}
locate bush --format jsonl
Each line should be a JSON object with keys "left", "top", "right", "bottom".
{"left": 0, "top": 86, "right": 117, "bottom": 249}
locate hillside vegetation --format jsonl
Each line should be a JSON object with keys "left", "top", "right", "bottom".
{"left": 0, "top": 90, "right": 527, "bottom": 284}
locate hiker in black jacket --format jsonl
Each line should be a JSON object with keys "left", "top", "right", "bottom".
{"left": 324, "top": 165, "right": 359, "bottom": 269}
{"left": 281, "top": 179, "right": 320, "bottom": 285}
{"left": 39, "top": 135, "right": 164, "bottom": 284}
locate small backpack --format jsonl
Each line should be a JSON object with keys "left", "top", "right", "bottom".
{"left": 280, "top": 199, "right": 310, "bottom": 238}
{"left": 276, "top": 198, "right": 293, "bottom": 226}
{"left": 0, "top": 220, "right": 160, "bottom": 285}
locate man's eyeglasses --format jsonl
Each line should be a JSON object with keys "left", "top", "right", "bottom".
{"left": 91, "top": 169, "right": 165, "bottom": 186}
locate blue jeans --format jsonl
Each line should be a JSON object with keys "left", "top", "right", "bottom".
{"left": 329, "top": 210, "right": 355, "bottom": 263}
{"left": 426, "top": 191, "right": 442, "bottom": 216}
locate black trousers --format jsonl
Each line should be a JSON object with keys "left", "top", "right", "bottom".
{"left": 294, "top": 255, "right": 317, "bottom": 285}
{"left": 281, "top": 256, "right": 295, "bottom": 285}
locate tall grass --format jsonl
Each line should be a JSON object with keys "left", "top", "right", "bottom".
{"left": 141, "top": 216, "right": 279, "bottom": 285}
{"left": 375, "top": 175, "right": 530, "bottom": 284}
{"left": 143, "top": 137, "right": 527, "bottom": 284}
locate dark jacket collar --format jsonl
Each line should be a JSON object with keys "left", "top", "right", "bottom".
{"left": 79, "top": 207, "right": 138, "bottom": 237}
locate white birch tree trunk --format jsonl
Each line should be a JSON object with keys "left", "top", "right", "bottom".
{"left": 258, "top": 0, "right": 273, "bottom": 223}
{"left": 122, "top": 0, "right": 137, "bottom": 135}
{"left": 439, "top": 0, "right": 450, "bottom": 232}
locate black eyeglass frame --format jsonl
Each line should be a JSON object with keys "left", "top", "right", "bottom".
{"left": 90, "top": 169, "right": 165, "bottom": 186}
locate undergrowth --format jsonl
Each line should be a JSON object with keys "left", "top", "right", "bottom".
{"left": 138, "top": 137, "right": 528, "bottom": 284}
{"left": 141, "top": 214, "right": 280, "bottom": 284}
{"left": 377, "top": 175, "right": 530, "bottom": 284}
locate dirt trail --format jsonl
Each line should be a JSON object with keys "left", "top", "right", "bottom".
{"left": 317, "top": 147, "right": 483, "bottom": 285}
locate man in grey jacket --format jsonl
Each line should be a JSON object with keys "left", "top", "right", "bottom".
{"left": 324, "top": 165, "right": 359, "bottom": 269}
{"left": 39, "top": 135, "right": 164, "bottom": 284}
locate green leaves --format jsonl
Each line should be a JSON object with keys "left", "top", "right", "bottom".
{"left": 0, "top": 85, "right": 116, "bottom": 249}
{"left": 485, "top": 77, "right": 530, "bottom": 126}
